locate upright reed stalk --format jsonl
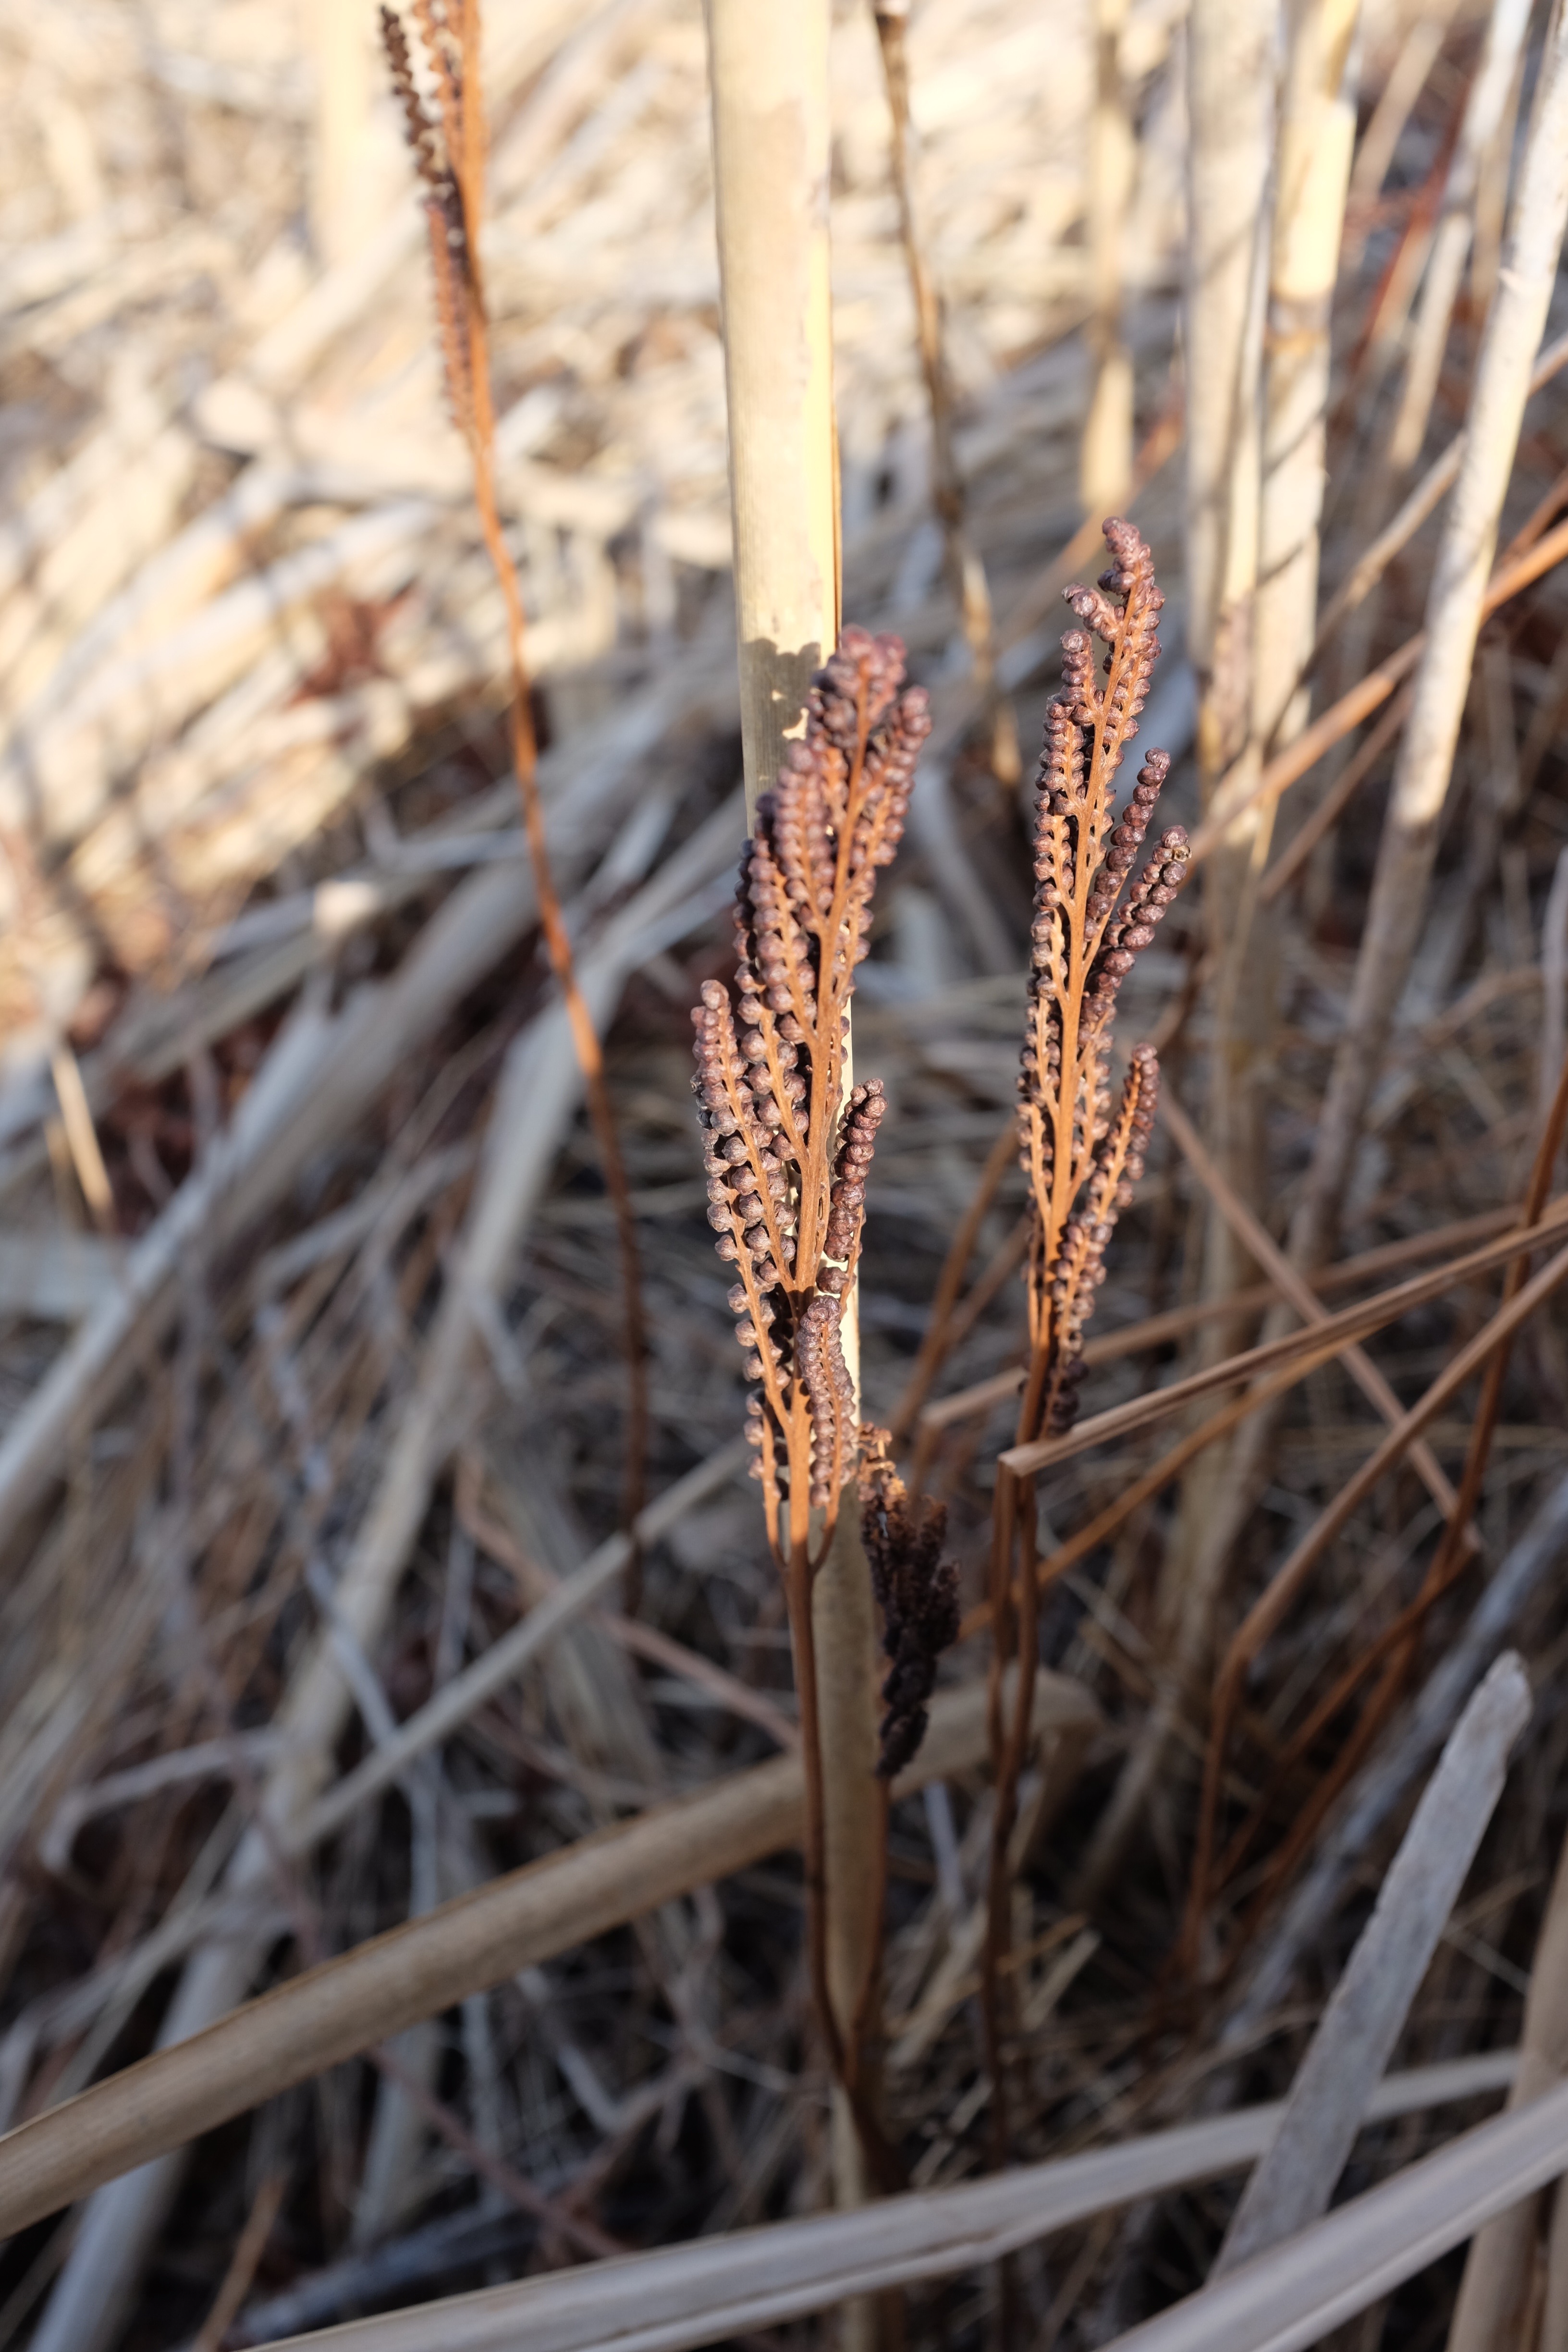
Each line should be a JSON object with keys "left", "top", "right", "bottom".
{"left": 1385, "top": 0, "right": 1533, "bottom": 477}
{"left": 704, "top": 9, "right": 951, "bottom": 2286}
{"left": 1082, "top": 0, "right": 1136, "bottom": 516}
{"left": 380, "top": 0, "right": 649, "bottom": 1532}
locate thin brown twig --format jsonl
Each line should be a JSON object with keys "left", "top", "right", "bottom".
{"left": 1182, "top": 1230, "right": 1568, "bottom": 1975}
{"left": 1186, "top": 510, "right": 1568, "bottom": 869}
{"left": 1214, "top": 1046, "right": 1568, "bottom": 1925}
{"left": 380, "top": 0, "right": 650, "bottom": 1551}
{"left": 1000, "top": 1194, "right": 1568, "bottom": 1480}
{"left": 872, "top": 0, "right": 1016, "bottom": 784}
{"left": 889, "top": 1115, "right": 1017, "bottom": 1447}
{"left": 919, "top": 1198, "right": 1526, "bottom": 1433}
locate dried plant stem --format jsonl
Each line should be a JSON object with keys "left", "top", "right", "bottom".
{"left": 0, "top": 1674, "right": 1082, "bottom": 2242}
{"left": 1151, "top": 0, "right": 1366, "bottom": 1917}
{"left": 1215, "top": 1654, "right": 1529, "bottom": 2275}
{"left": 1449, "top": 1795, "right": 1568, "bottom": 2349}
{"left": 1185, "top": 1231, "right": 1568, "bottom": 1962}
{"left": 1289, "top": 7, "right": 1568, "bottom": 1270}
{"left": 704, "top": 0, "right": 885, "bottom": 2272}
{"left": 1255, "top": 0, "right": 1359, "bottom": 761}
{"left": 1081, "top": 0, "right": 1135, "bottom": 515}
{"left": 407, "top": 0, "right": 649, "bottom": 1533}
{"left": 1385, "top": 0, "right": 1533, "bottom": 477}
{"left": 1165, "top": 0, "right": 1274, "bottom": 1774}
{"left": 705, "top": 0, "right": 839, "bottom": 799}
{"left": 872, "top": 0, "right": 1014, "bottom": 782}
{"left": 889, "top": 1116, "right": 1016, "bottom": 1446}
{"left": 1186, "top": 508, "right": 1568, "bottom": 870}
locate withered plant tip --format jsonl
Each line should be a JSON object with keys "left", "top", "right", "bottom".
{"left": 691, "top": 628, "right": 931, "bottom": 1561}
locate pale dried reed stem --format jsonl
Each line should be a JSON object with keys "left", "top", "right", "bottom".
{"left": 1290, "top": 2, "right": 1568, "bottom": 1270}
{"left": 704, "top": 0, "right": 883, "bottom": 2289}
{"left": 1386, "top": 0, "right": 1533, "bottom": 476}
{"left": 1081, "top": 0, "right": 1135, "bottom": 515}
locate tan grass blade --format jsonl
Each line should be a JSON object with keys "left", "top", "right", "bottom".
{"left": 0, "top": 1671, "right": 1096, "bottom": 2244}
{"left": 1215, "top": 1654, "right": 1530, "bottom": 2272}
{"left": 170, "top": 2055, "right": 1523, "bottom": 2352}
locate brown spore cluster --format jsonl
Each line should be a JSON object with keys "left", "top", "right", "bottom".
{"left": 1018, "top": 519, "right": 1191, "bottom": 1439}
{"left": 690, "top": 631, "right": 931, "bottom": 1540}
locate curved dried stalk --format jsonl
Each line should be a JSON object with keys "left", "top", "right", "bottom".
{"left": 380, "top": 0, "right": 649, "bottom": 1532}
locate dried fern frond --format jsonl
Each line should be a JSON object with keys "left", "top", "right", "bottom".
{"left": 379, "top": 0, "right": 478, "bottom": 441}
{"left": 1017, "top": 517, "right": 1190, "bottom": 1442}
{"left": 691, "top": 628, "right": 930, "bottom": 1561}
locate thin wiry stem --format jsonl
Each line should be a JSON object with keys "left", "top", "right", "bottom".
{"left": 984, "top": 519, "right": 1188, "bottom": 2162}
{"left": 380, "top": 0, "right": 650, "bottom": 1545}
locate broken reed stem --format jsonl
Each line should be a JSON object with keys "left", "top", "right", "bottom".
{"left": 983, "top": 522, "right": 1190, "bottom": 2162}
{"left": 380, "top": 0, "right": 649, "bottom": 1538}
{"left": 871, "top": 0, "right": 1015, "bottom": 784}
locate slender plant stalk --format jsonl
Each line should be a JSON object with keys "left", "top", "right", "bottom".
{"left": 1082, "top": 0, "right": 1136, "bottom": 515}
{"left": 1288, "top": 3, "right": 1568, "bottom": 1272}
{"left": 888, "top": 1116, "right": 1017, "bottom": 1447}
{"left": 1449, "top": 1793, "right": 1568, "bottom": 2347}
{"left": 1205, "top": 1047, "right": 1568, "bottom": 1930}
{"left": 1140, "top": 0, "right": 1363, "bottom": 1916}
{"left": 984, "top": 523, "right": 1189, "bottom": 2166}
{"left": 1385, "top": 0, "right": 1533, "bottom": 476}
{"left": 871, "top": 0, "right": 1017, "bottom": 784}
{"left": 1183, "top": 1229, "right": 1568, "bottom": 1971}
{"left": 702, "top": 6, "right": 899, "bottom": 2275}
{"left": 379, "top": 0, "right": 649, "bottom": 1535}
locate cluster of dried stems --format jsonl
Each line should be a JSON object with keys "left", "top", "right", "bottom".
{"left": 5, "top": 0, "right": 1568, "bottom": 2346}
